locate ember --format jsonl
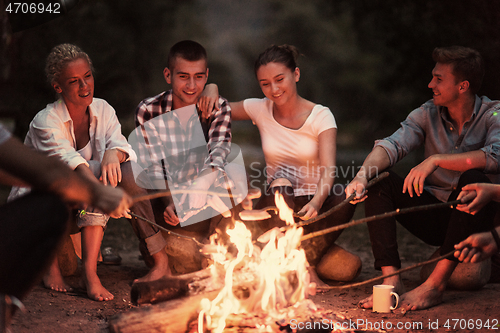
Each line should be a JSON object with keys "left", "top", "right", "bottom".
{"left": 198, "top": 193, "right": 313, "bottom": 333}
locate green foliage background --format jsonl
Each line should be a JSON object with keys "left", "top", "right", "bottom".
{"left": 1, "top": 0, "right": 500, "bottom": 148}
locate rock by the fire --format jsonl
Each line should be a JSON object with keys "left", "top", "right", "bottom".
{"left": 316, "top": 244, "right": 362, "bottom": 282}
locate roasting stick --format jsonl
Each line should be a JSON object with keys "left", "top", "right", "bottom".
{"left": 131, "top": 189, "right": 242, "bottom": 204}
{"left": 129, "top": 204, "right": 462, "bottom": 291}
{"left": 300, "top": 199, "right": 463, "bottom": 242}
{"left": 316, "top": 250, "right": 456, "bottom": 291}
{"left": 240, "top": 172, "right": 390, "bottom": 223}
{"left": 128, "top": 212, "right": 204, "bottom": 247}
{"left": 239, "top": 206, "right": 303, "bottom": 220}
{"left": 293, "top": 171, "right": 390, "bottom": 229}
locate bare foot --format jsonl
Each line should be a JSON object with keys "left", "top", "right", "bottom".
{"left": 358, "top": 269, "right": 405, "bottom": 309}
{"left": 134, "top": 250, "right": 171, "bottom": 283}
{"left": 80, "top": 275, "right": 114, "bottom": 302}
{"left": 43, "top": 259, "right": 73, "bottom": 293}
{"left": 308, "top": 267, "right": 329, "bottom": 291}
{"left": 399, "top": 282, "right": 444, "bottom": 312}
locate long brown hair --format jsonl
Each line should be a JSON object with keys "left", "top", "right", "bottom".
{"left": 254, "top": 44, "right": 301, "bottom": 76}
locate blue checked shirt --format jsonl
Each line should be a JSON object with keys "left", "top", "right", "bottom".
{"left": 134, "top": 90, "right": 231, "bottom": 187}
{"left": 375, "top": 95, "right": 500, "bottom": 202}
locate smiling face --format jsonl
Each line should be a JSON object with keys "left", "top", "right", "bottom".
{"left": 428, "top": 62, "right": 464, "bottom": 107}
{"left": 256, "top": 62, "right": 300, "bottom": 106}
{"left": 52, "top": 58, "right": 94, "bottom": 111}
{"left": 164, "top": 56, "right": 208, "bottom": 109}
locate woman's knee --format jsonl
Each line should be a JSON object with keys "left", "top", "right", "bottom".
{"left": 76, "top": 209, "right": 109, "bottom": 229}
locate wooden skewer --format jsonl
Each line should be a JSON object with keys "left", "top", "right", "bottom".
{"left": 301, "top": 199, "right": 463, "bottom": 242}
{"left": 128, "top": 212, "right": 204, "bottom": 247}
{"left": 239, "top": 206, "right": 305, "bottom": 221}
{"left": 132, "top": 189, "right": 241, "bottom": 204}
{"left": 316, "top": 250, "right": 456, "bottom": 290}
{"left": 255, "top": 172, "right": 390, "bottom": 232}
{"left": 295, "top": 171, "right": 389, "bottom": 228}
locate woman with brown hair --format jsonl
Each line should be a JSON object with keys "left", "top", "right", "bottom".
{"left": 205, "top": 45, "right": 361, "bottom": 283}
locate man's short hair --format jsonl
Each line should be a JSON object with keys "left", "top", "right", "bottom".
{"left": 167, "top": 40, "right": 207, "bottom": 70}
{"left": 432, "top": 46, "right": 485, "bottom": 94}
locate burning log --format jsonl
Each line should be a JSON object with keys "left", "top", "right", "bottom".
{"left": 110, "top": 294, "right": 348, "bottom": 333}
{"left": 108, "top": 290, "right": 221, "bottom": 333}
{"left": 111, "top": 193, "right": 326, "bottom": 333}
{"left": 130, "top": 268, "right": 224, "bottom": 305}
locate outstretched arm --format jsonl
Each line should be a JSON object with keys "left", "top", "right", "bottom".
{"left": 454, "top": 182, "right": 500, "bottom": 263}
{"left": 0, "top": 136, "right": 131, "bottom": 217}
{"left": 229, "top": 101, "right": 251, "bottom": 121}
{"left": 456, "top": 182, "right": 500, "bottom": 215}
{"left": 298, "top": 128, "right": 336, "bottom": 219}
{"left": 454, "top": 226, "right": 500, "bottom": 263}
{"left": 345, "top": 146, "right": 391, "bottom": 201}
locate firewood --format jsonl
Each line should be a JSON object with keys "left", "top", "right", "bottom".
{"left": 130, "top": 268, "right": 223, "bottom": 305}
{"left": 108, "top": 290, "right": 220, "bottom": 333}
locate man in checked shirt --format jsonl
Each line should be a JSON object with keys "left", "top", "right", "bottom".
{"left": 131, "top": 40, "right": 242, "bottom": 281}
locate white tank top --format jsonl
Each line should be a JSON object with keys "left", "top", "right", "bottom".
{"left": 77, "top": 140, "right": 92, "bottom": 161}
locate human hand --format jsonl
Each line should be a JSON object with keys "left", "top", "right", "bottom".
{"left": 101, "top": 149, "right": 123, "bottom": 187}
{"left": 345, "top": 176, "right": 368, "bottom": 204}
{"left": 403, "top": 156, "right": 438, "bottom": 197}
{"left": 93, "top": 185, "right": 132, "bottom": 219}
{"left": 456, "top": 183, "right": 496, "bottom": 215}
{"left": 197, "top": 83, "right": 220, "bottom": 119}
{"left": 298, "top": 201, "right": 320, "bottom": 220}
{"left": 454, "top": 232, "right": 497, "bottom": 263}
{"left": 163, "top": 202, "right": 180, "bottom": 226}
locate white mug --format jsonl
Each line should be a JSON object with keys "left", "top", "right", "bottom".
{"left": 373, "top": 284, "right": 399, "bottom": 313}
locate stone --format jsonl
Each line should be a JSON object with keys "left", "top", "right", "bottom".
{"left": 420, "top": 248, "right": 491, "bottom": 290}
{"left": 56, "top": 234, "right": 78, "bottom": 277}
{"left": 161, "top": 230, "right": 205, "bottom": 275}
{"left": 316, "top": 244, "right": 362, "bottom": 282}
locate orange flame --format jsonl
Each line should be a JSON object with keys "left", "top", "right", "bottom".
{"left": 198, "top": 193, "right": 309, "bottom": 332}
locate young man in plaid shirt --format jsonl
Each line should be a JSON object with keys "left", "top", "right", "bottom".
{"left": 131, "top": 40, "right": 236, "bottom": 281}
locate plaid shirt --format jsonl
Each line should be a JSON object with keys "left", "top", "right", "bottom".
{"left": 134, "top": 90, "right": 231, "bottom": 188}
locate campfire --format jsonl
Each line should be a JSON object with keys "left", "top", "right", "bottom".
{"left": 108, "top": 172, "right": 457, "bottom": 332}
{"left": 109, "top": 192, "right": 350, "bottom": 333}
{"left": 198, "top": 192, "right": 312, "bottom": 333}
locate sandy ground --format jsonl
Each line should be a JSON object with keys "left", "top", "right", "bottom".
{"left": 8, "top": 209, "right": 500, "bottom": 333}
